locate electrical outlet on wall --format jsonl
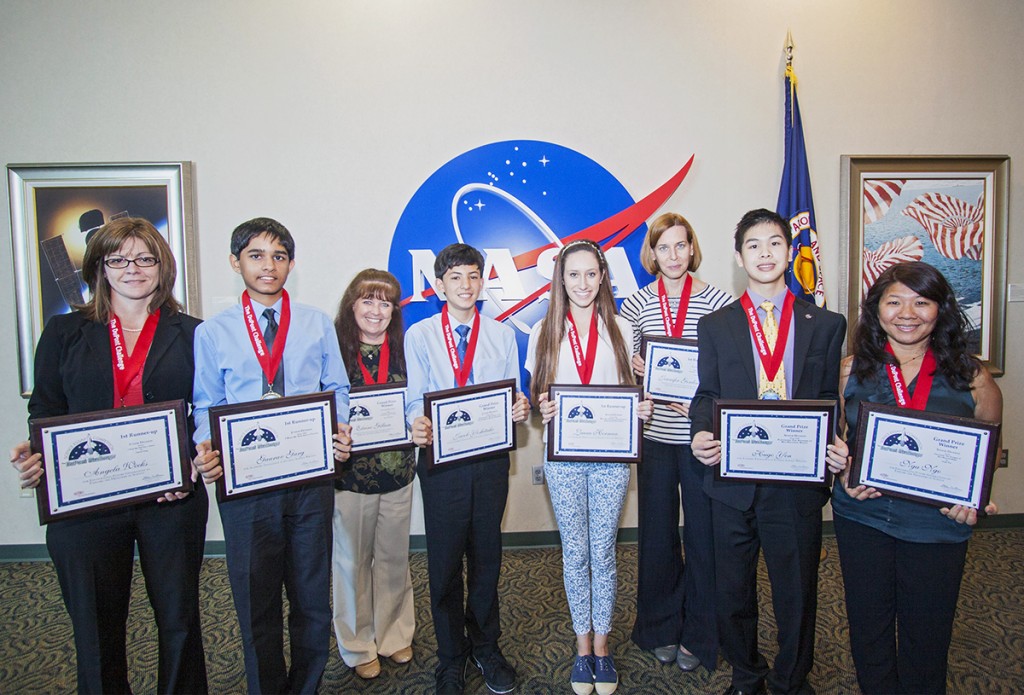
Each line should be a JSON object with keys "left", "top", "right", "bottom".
{"left": 532, "top": 464, "right": 544, "bottom": 485}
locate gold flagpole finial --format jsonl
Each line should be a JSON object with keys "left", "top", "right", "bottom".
{"left": 784, "top": 29, "right": 794, "bottom": 67}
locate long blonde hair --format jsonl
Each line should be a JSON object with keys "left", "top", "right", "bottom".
{"left": 530, "top": 240, "right": 633, "bottom": 404}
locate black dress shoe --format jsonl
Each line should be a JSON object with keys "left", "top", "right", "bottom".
{"left": 722, "top": 684, "right": 767, "bottom": 695}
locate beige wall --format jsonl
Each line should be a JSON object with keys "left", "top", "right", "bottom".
{"left": 1, "top": 0, "right": 1021, "bottom": 545}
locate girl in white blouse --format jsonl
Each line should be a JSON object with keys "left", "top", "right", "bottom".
{"left": 526, "top": 239, "right": 652, "bottom": 695}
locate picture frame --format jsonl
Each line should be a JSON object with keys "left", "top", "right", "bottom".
{"left": 29, "top": 399, "right": 192, "bottom": 524}
{"left": 849, "top": 401, "right": 1000, "bottom": 510}
{"left": 546, "top": 383, "right": 643, "bottom": 464}
{"left": 423, "top": 379, "right": 517, "bottom": 470}
{"left": 839, "top": 155, "right": 1009, "bottom": 375}
{"left": 7, "top": 161, "right": 200, "bottom": 396}
{"left": 209, "top": 391, "right": 339, "bottom": 503}
{"left": 348, "top": 382, "right": 414, "bottom": 455}
{"left": 712, "top": 399, "right": 836, "bottom": 486}
{"left": 640, "top": 335, "right": 700, "bottom": 405}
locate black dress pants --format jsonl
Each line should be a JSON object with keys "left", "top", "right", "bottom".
{"left": 417, "top": 452, "right": 510, "bottom": 668}
{"left": 632, "top": 438, "right": 718, "bottom": 667}
{"left": 711, "top": 485, "right": 822, "bottom": 695}
{"left": 220, "top": 480, "right": 334, "bottom": 695}
{"left": 834, "top": 513, "right": 968, "bottom": 695}
{"left": 47, "top": 485, "right": 209, "bottom": 695}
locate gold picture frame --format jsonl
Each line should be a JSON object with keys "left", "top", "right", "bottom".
{"left": 839, "top": 155, "right": 1009, "bottom": 375}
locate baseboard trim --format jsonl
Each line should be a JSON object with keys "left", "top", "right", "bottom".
{"left": 3, "top": 513, "right": 1021, "bottom": 562}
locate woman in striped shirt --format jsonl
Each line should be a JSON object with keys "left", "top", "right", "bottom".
{"left": 619, "top": 212, "right": 731, "bottom": 674}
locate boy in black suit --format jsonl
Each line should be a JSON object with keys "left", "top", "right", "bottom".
{"left": 690, "top": 209, "right": 849, "bottom": 695}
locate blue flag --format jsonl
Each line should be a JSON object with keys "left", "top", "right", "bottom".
{"left": 776, "top": 66, "right": 826, "bottom": 307}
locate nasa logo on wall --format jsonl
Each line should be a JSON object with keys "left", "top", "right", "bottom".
{"left": 388, "top": 139, "right": 693, "bottom": 391}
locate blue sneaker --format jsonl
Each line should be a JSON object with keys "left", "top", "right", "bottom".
{"left": 570, "top": 654, "right": 595, "bottom": 695}
{"left": 594, "top": 655, "right": 618, "bottom": 695}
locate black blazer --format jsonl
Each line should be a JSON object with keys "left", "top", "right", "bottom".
{"left": 28, "top": 308, "right": 202, "bottom": 454}
{"left": 690, "top": 296, "right": 846, "bottom": 513}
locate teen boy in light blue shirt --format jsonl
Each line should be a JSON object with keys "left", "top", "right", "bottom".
{"left": 192, "top": 217, "right": 352, "bottom": 695}
{"left": 405, "top": 243, "right": 530, "bottom": 695}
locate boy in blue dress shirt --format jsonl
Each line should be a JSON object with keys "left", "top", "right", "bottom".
{"left": 405, "top": 244, "right": 530, "bottom": 695}
{"left": 192, "top": 217, "right": 352, "bottom": 695}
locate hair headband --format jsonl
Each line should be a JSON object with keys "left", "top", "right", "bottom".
{"left": 559, "top": 239, "right": 606, "bottom": 263}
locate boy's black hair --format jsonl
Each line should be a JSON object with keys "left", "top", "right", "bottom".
{"left": 433, "top": 243, "right": 484, "bottom": 278}
{"left": 733, "top": 208, "right": 792, "bottom": 252}
{"left": 230, "top": 217, "right": 296, "bottom": 259}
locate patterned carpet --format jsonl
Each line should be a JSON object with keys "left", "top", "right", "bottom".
{"left": 1, "top": 529, "right": 1023, "bottom": 694}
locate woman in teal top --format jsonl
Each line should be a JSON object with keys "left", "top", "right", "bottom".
{"left": 834, "top": 262, "right": 1001, "bottom": 695}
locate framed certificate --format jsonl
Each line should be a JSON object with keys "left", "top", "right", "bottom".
{"left": 850, "top": 402, "right": 1000, "bottom": 509}
{"left": 714, "top": 399, "right": 836, "bottom": 485}
{"left": 423, "top": 379, "right": 517, "bottom": 469}
{"left": 29, "top": 400, "right": 192, "bottom": 524}
{"left": 349, "top": 383, "right": 414, "bottom": 455}
{"left": 641, "top": 336, "right": 700, "bottom": 405}
{"left": 210, "top": 391, "right": 338, "bottom": 502}
{"left": 547, "top": 384, "right": 643, "bottom": 463}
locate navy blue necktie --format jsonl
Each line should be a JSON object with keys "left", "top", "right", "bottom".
{"left": 455, "top": 324, "right": 472, "bottom": 386}
{"left": 262, "top": 308, "right": 285, "bottom": 396}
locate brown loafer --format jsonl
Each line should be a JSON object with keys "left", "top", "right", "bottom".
{"left": 389, "top": 645, "right": 414, "bottom": 664}
{"left": 355, "top": 658, "right": 381, "bottom": 679}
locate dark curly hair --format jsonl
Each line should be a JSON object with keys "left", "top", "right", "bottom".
{"left": 851, "top": 262, "right": 979, "bottom": 390}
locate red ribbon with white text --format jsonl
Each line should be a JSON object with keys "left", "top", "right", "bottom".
{"left": 884, "top": 343, "right": 936, "bottom": 410}
{"left": 242, "top": 290, "right": 291, "bottom": 388}
{"left": 109, "top": 309, "right": 160, "bottom": 406}
{"left": 566, "top": 310, "right": 599, "bottom": 385}
{"left": 739, "top": 292, "right": 794, "bottom": 382}
{"left": 441, "top": 304, "right": 480, "bottom": 388}
{"left": 657, "top": 274, "right": 693, "bottom": 338}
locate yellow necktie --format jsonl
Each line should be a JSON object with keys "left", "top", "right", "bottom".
{"left": 758, "top": 300, "right": 787, "bottom": 400}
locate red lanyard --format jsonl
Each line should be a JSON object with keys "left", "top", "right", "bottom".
{"left": 566, "top": 310, "right": 599, "bottom": 385}
{"left": 241, "top": 290, "right": 291, "bottom": 388}
{"left": 109, "top": 309, "right": 160, "bottom": 406}
{"left": 884, "top": 344, "right": 936, "bottom": 410}
{"left": 441, "top": 304, "right": 480, "bottom": 388}
{"left": 739, "top": 292, "right": 794, "bottom": 382}
{"left": 657, "top": 274, "right": 693, "bottom": 337}
{"left": 357, "top": 341, "right": 390, "bottom": 385}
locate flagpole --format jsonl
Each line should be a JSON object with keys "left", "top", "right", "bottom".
{"left": 784, "top": 29, "right": 796, "bottom": 105}
{"left": 776, "top": 30, "right": 828, "bottom": 309}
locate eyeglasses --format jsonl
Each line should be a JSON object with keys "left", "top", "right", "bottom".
{"left": 103, "top": 256, "right": 159, "bottom": 269}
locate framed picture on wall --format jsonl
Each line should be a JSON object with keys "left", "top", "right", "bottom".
{"left": 839, "top": 155, "right": 1009, "bottom": 375}
{"left": 7, "top": 161, "right": 200, "bottom": 396}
